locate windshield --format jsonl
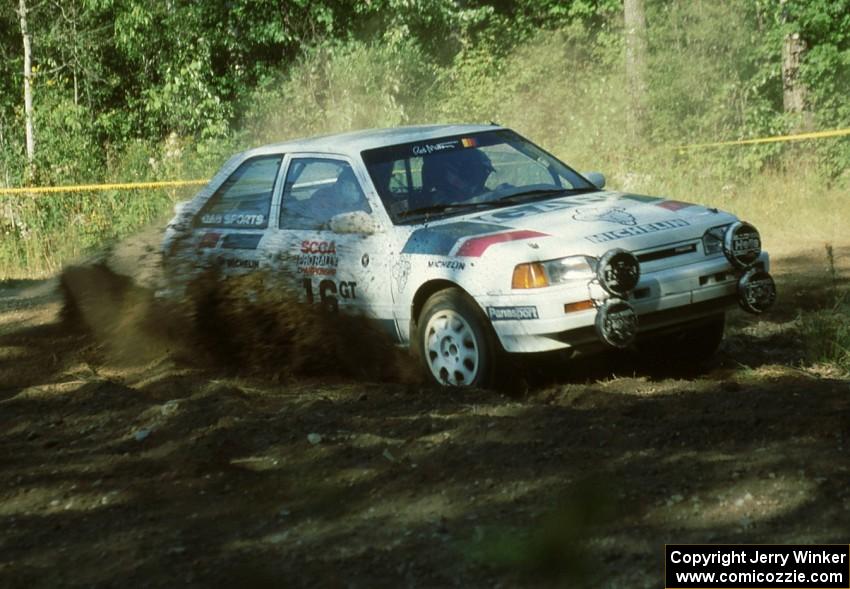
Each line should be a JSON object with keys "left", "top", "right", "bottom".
{"left": 361, "top": 129, "right": 596, "bottom": 224}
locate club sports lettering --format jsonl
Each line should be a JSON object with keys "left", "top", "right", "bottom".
{"left": 201, "top": 213, "right": 265, "bottom": 226}
{"left": 427, "top": 260, "right": 466, "bottom": 270}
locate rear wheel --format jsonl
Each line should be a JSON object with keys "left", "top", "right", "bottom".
{"left": 417, "top": 288, "right": 497, "bottom": 387}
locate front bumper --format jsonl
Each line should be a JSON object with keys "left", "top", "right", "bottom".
{"left": 480, "top": 252, "right": 769, "bottom": 354}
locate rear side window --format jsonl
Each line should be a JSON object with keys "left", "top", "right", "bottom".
{"left": 198, "top": 155, "right": 282, "bottom": 228}
{"left": 280, "top": 158, "right": 371, "bottom": 230}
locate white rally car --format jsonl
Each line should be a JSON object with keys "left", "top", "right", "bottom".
{"left": 162, "top": 124, "right": 776, "bottom": 386}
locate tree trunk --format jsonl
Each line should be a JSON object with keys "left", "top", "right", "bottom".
{"left": 782, "top": 33, "right": 808, "bottom": 116}
{"left": 18, "top": 0, "right": 36, "bottom": 182}
{"left": 624, "top": 0, "right": 648, "bottom": 144}
{"left": 780, "top": 0, "right": 811, "bottom": 130}
{"left": 0, "top": 120, "right": 9, "bottom": 188}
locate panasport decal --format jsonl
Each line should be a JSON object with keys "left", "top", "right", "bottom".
{"left": 487, "top": 306, "right": 539, "bottom": 321}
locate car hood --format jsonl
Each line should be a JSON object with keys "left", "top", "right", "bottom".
{"left": 400, "top": 191, "right": 738, "bottom": 260}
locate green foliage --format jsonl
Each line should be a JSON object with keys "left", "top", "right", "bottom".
{"left": 1, "top": 1, "right": 850, "bottom": 278}
{"left": 799, "top": 305, "right": 850, "bottom": 374}
{"left": 242, "top": 38, "right": 437, "bottom": 143}
{"left": 798, "top": 244, "right": 850, "bottom": 374}
{"left": 32, "top": 87, "right": 103, "bottom": 185}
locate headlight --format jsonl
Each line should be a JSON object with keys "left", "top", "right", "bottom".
{"left": 702, "top": 224, "right": 730, "bottom": 256}
{"left": 512, "top": 256, "right": 597, "bottom": 289}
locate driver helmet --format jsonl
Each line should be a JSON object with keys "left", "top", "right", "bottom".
{"left": 431, "top": 148, "right": 494, "bottom": 200}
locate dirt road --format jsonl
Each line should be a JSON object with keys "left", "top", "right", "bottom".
{"left": 1, "top": 242, "right": 848, "bottom": 588}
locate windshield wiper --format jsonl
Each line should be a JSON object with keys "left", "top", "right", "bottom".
{"left": 397, "top": 201, "right": 493, "bottom": 219}
{"left": 398, "top": 186, "right": 599, "bottom": 220}
{"left": 493, "top": 186, "right": 597, "bottom": 203}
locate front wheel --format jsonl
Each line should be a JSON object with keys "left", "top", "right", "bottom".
{"left": 417, "top": 288, "right": 497, "bottom": 387}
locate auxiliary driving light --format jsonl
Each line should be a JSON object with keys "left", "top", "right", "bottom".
{"left": 596, "top": 249, "right": 640, "bottom": 295}
{"left": 595, "top": 298, "right": 638, "bottom": 348}
{"left": 723, "top": 221, "right": 761, "bottom": 268}
{"left": 737, "top": 268, "right": 777, "bottom": 314}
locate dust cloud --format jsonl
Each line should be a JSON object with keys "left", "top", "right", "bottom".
{"left": 58, "top": 227, "right": 418, "bottom": 383}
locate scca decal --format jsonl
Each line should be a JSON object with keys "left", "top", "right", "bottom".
{"left": 301, "top": 240, "right": 336, "bottom": 254}
{"left": 487, "top": 306, "right": 539, "bottom": 321}
{"left": 297, "top": 240, "right": 338, "bottom": 275}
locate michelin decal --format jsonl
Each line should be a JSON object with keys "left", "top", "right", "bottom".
{"left": 586, "top": 219, "right": 690, "bottom": 243}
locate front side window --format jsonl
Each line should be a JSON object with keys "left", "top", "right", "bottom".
{"left": 280, "top": 158, "right": 372, "bottom": 230}
{"left": 362, "top": 130, "right": 595, "bottom": 224}
{"left": 197, "top": 155, "right": 282, "bottom": 228}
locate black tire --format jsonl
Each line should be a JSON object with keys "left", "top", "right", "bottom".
{"left": 416, "top": 288, "right": 498, "bottom": 387}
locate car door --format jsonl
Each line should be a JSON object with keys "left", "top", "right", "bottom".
{"left": 187, "top": 154, "right": 284, "bottom": 274}
{"left": 268, "top": 154, "right": 398, "bottom": 339}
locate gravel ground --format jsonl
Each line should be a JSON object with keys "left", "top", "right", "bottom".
{"left": 0, "top": 241, "right": 847, "bottom": 588}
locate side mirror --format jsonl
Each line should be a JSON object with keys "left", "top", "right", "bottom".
{"left": 330, "top": 211, "right": 379, "bottom": 235}
{"left": 584, "top": 172, "right": 606, "bottom": 190}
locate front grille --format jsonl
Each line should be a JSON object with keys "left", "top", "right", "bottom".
{"left": 637, "top": 242, "right": 697, "bottom": 263}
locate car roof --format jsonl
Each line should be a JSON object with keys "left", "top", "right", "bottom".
{"left": 245, "top": 124, "right": 504, "bottom": 158}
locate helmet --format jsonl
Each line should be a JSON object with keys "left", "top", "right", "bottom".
{"left": 422, "top": 148, "right": 493, "bottom": 201}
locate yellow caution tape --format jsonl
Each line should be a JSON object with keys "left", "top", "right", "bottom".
{"left": 678, "top": 127, "right": 850, "bottom": 149}
{"left": 2, "top": 126, "right": 849, "bottom": 194}
{"left": 0, "top": 179, "right": 208, "bottom": 196}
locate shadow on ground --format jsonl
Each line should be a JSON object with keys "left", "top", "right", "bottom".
{"left": 0, "top": 243, "right": 847, "bottom": 588}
